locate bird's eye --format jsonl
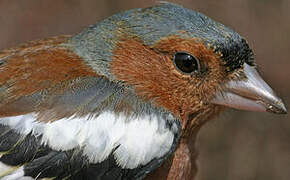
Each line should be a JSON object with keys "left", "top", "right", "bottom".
{"left": 173, "top": 52, "right": 200, "bottom": 74}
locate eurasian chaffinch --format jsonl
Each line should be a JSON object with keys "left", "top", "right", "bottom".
{"left": 0, "top": 2, "right": 286, "bottom": 180}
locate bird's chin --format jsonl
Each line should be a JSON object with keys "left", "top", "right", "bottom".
{"left": 211, "top": 64, "right": 287, "bottom": 114}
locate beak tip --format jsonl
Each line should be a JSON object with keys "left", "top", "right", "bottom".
{"left": 267, "top": 100, "right": 287, "bottom": 114}
{"left": 279, "top": 103, "right": 287, "bottom": 114}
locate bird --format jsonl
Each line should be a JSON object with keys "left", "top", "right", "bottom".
{"left": 0, "top": 2, "right": 287, "bottom": 180}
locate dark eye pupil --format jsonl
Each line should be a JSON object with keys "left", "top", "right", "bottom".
{"left": 173, "top": 52, "right": 199, "bottom": 74}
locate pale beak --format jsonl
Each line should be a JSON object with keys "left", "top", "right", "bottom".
{"left": 211, "top": 64, "right": 287, "bottom": 114}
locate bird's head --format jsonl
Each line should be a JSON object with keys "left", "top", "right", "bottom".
{"left": 69, "top": 3, "right": 286, "bottom": 133}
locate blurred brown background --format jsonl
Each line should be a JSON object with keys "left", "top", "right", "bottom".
{"left": 0, "top": 0, "right": 289, "bottom": 179}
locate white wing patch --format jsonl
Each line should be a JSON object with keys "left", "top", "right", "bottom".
{"left": 0, "top": 166, "right": 33, "bottom": 180}
{"left": 0, "top": 162, "right": 16, "bottom": 178}
{"left": 0, "top": 112, "right": 175, "bottom": 169}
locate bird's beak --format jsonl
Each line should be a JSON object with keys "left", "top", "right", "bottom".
{"left": 211, "top": 64, "right": 287, "bottom": 114}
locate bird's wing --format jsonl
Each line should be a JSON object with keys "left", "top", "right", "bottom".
{"left": 0, "top": 37, "right": 181, "bottom": 180}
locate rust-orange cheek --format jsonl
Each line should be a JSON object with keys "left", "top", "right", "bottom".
{"left": 111, "top": 36, "right": 226, "bottom": 124}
